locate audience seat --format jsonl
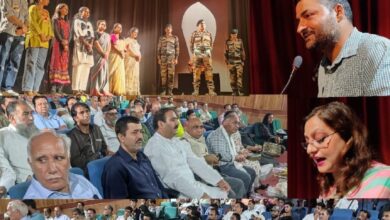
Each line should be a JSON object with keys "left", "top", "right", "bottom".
{"left": 160, "top": 201, "right": 172, "bottom": 208}
{"left": 367, "top": 209, "right": 379, "bottom": 220}
{"left": 117, "top": 208, "right": 125, "bottom": 216}
{"left": 209, "top": 111, "right": 218, "bottom": 119}
{"left": 204, "top": 130, "right": 213, "bottom": 139}
{"left": 87, "top": 156, "right": 111, "bottom": 197}
{"left": 261, "top": 211, "right": 271, "bottom": 220}
{"left": 329, "top": 209, "right": 353, "bottom": 220}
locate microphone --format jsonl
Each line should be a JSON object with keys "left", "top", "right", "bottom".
{"left": 281, "top": 55, "right": 303, "bottom": 94}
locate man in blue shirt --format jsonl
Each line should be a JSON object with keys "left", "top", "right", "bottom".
{"left": 102, "top": 116, "right": 166, "bottom": 198}
{"left": 23, "top": 131, "right": 101, "bottom": 199}
{"left": 32, "top": 96, "right": 67, "bottom": 131}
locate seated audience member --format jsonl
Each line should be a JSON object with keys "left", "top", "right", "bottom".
{"left": 180, "top": 101, "right": 188, "bottom": 115}
{"left": 270, "top": 205, "right": 281, "bottom": 220}
{"left": 218, "top": 104, "right": 232, "bottom": 125}
{"left": 99, "top": 105, "right": 120, "bottom": 153}
{"left": 102, "top": 205, "right": 117, "bottom": 220}
{"left": 44, "top": 207, "right": 54, "bottom": 220}
{"left": 67, "top": 102, "right": 108, "bottom": 172}
{"left": 243, "top": 199, "right": 264, "bottom": 220}
{"left": 186, "top": 109, "right": 197, "bottom": 120}
{"left": 279, "top": 201, "right": 293, "bottom": 218}
{"left": 199, "top": 103, "right": 212, "bottom": 123}
{"left": 381, "top": 203, "right": 390, "bottom": 220}
{"left": 54, "top": 206, "right": 70, "bottom": 220}
{"left": 251, "top": 113, "right": 281, "bottom": 145}
{"left": 183, "top": 118, "right": 246, "bottom": 198}
{"left": 234, "top": 202, "right": 249, "bottom": 220}
{"left": 318, "top": 208, "right": 331, "bottom": 220}
{"left": 163, "top": 96, "right": 175, "bottom": 108}
{"left": 6, "top": 200, "right": 28, "bottom": 220}
{"left": 0, "top": 101, "right": 38, "bottom": 195}
{"left": 86, "top": 208, "right": 97, "bottom": 220}
{"left": 232, "top": 103, "right": 248, "bottom": 126}
{"left": 208, "top": 207, "right": 218, "bottom": 220}
{"left": 129, "top": 104, "right": 151, "bottom": 146}
{"left": 71, "top": 208, "right": 84, "bottom": 220}
{"left": 231, "top": 213, "right": 241, "bottom": 220}
{"left": 92, "top": 96, "right": 110, "bottom": 126}
{"left": 207, "top": 111, "right": 256, "bottom": 195}
{"left": 145, "top": 101, "right": 161, "bottom": 135}
{"left": 59, "top": 97, "right": 77, "bottom": 129}
{"left": 357, "top": 210, "right": 370, "bottom": 220}
{"left": 0, "top": 96, "right": 18, "bottom": 128}
{"left": 303, "top": 202, "right": 325, "bottom": 220}
{"left": 102, "top": 116, "right": 166, "bottom": 199}
{"left": 23, "top": 199, "right": 45, "bottom": 219}
{"left": 24, "top": 131, "right": 102, "bottom": 199}
{"left": 117, "top": 206, "right": 134, "bottom": 220}
{"left": 89, "top": 96, "right": 99, "bottom": 116}
{"left": 32, "top": 96, "right": 67, "bottom": 130}
{"left": 144, "top": 108, "right": 230, "bottom": 198}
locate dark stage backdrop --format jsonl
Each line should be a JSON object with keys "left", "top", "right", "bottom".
{"left": 15, "top": 0, "right": 249, "bottom": 94}
{"left": 248, "top": 0, "right": 390, "bottom": 198}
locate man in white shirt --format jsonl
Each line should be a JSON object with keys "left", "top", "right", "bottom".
{"left": 99, "top": 105, "right": 120, "bottom": 153}
{"left": 144, "top": 108, "right": 230, "bottom": 198}
{"left": 53, "top": 206, "right": 70, "bottom": 220}
{"left": 0, "top": 100, "right": 38, "bottom": 195}
{"left": 92, "top": 96, "right": 110, "bottom": 126}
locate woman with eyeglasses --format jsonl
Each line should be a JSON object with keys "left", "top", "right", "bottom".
{"left": 303, "top": 101, "right": 390, "bottom": 198}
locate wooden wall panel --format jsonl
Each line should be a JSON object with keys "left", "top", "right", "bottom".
{"left": 156, "top": 95, "right": 288, "bottom": 128}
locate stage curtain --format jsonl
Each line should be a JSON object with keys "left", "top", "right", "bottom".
{"left": 43, "top": 0, "right": 169, "bottom": 94}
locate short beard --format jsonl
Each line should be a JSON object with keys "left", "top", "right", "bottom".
{"left": 308, "top": 16, "right": 340, "bottom": 52}
{"left": 15, "top": 123, "right": 40, "bottom": 139}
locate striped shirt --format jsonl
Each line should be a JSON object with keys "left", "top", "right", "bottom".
{"left": 346, "top": 161, "right": 390, "bottom": 198}
{"left": 318, "top": 28, "right": 390, "bottom": 97}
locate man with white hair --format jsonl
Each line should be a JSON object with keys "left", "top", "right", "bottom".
{"left": 0, "top": 101, "right": 38, "bottom": 196}
{"left": 6, "top": 200, "right": 28, "bottom": 220}
{"left": 23, "top": 131, "right": 101, "bottom": 199}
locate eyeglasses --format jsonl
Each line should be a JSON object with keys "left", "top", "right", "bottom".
{"left": 301, "top": 131, "right": 337, "bottom": 151}
{"left": 192, "top": 125, "right": 204, "bottom": 129}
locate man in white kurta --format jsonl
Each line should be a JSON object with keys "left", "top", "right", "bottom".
{"left": 144, "top": 108, "right": 229, "bottom": 198}
{"left": 0, "top": 101, "right": 37, "bottom": 193}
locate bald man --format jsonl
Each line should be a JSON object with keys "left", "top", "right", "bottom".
{"left": 24, "top": 131, "right": 101, "bottom": 199}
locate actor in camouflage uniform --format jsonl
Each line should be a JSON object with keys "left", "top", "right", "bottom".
{"left": 189, "top": 19, "right": 216, "bottom": 95}
{"left": 157, "top": 24, "right": 179, "bottom": 96}
{"left": 225, "top": 29, "right": 246, "bottom": 96}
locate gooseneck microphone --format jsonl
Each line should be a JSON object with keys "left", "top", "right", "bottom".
{"left": 281, "top": 55, "right": 303, "bottom": 94}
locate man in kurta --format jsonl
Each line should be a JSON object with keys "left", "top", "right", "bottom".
{"left": 157, "top": 24, "right": 179, "bottom": 96}
{"left": 144, "top": 108, "right": 230, "bottom": 198}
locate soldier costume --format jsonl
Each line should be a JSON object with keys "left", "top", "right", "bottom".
{"left": 157, "top": 24, "right": 179, "bottom": 96}
{"left": 189, "top": 19, "right": 216, "bottom": 95}
{"left": 225, "top": 29, "right": 246, "bottom": 96}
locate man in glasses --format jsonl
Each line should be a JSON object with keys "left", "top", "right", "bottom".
{"left": 183, "top": 117, "right": 246, "bottom": 198}
{"left": 99, "top": 105, "right": 120, "bottom": 153}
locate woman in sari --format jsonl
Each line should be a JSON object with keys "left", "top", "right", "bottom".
{"left": 108, "top": 23, "right": 126, "bottom": 96}
{"left": 89, "top": 20, "right": 112, "bottom": 96}
{"left": 303, "top": 101, "right": 390, "bottom": 198}
{"left": 49, "top": 3, "right": 70, "bottom": 94}
{"left": 124, "top": 27, "right": 141, "bottom": 96}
